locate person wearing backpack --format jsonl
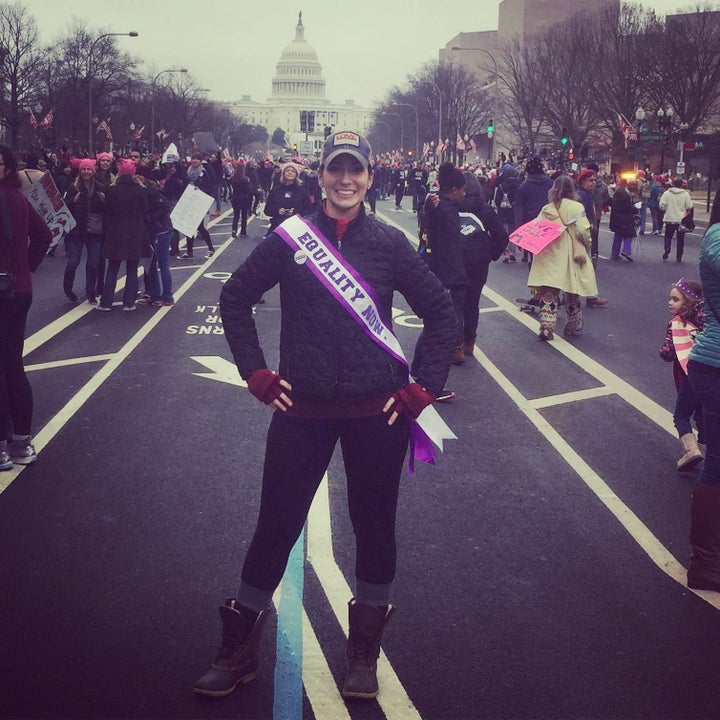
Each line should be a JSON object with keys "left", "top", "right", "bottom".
{"left": 492, "top": 163, "right": 520, "bottom": 262}
{"left": 460, "top": 172, "right": 508, "bottom": 355}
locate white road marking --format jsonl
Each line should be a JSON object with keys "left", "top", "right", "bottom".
{"left": 381, "top": 213, "right": 716, "bottom": 609}
{"left": 307, "top": 475, "right": 423, "bottom": 719}
{"left": 529, "top": 386, "right": 617, "bottom": 409}
{"left": 24, "top": 354, "right": 115, "bottom": 372}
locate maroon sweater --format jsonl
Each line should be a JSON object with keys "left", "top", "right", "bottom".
{"left": 0, "top": 179, "right": 51, "bottom": 294}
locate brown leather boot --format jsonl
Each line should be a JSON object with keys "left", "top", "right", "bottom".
{"left": 688, "top": 484, "right": 720, "bottom": 592}
{"left": 342, "top": 599, "right": 394, "bottom": 699}
{"left": 193, "top": 599, "right": 269, "bottom": 697}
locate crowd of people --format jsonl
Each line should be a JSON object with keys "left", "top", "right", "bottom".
{"left": 2, "top": 131, "right": 719, "bottom": 706}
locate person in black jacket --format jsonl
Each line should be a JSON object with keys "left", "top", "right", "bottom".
{"left": 263, "top": 163, "right": 311, "bottom": 232}
{"left": 193, "top": 131, "right": 456, "bottom": 703}
{"left": 493, "top": 163, "right": 520, "bottom": 262}
{"left": 62, "top": 158, "right": 106, "bottom": 304}
{"left": 229, "top": 161, "right": 251, "bottom": 238}
{"left": 418, "top": 162, "right": 468, "bottom": 365}
{"left": 609, "top": 185, "right": 638, "bottom": 261}
{"left": 460, "top": 172, "right": 508, "bottom": 355}
{"left": 179, "top": 153, "right": 215, "bottom": 259}
{"left": 136, "top": 165, "right": 174, "bottom": 306}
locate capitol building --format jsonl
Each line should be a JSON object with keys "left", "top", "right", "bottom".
{"left": 227, "top": 12, "right": 372, "bottom": 156}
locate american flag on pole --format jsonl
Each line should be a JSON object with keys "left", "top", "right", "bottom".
{"left": 436, "top": 139, "right": 446, "bottom": 156}
{"left": 29, "top": 110, "right": 39, "bottom": 129}
{"left": 39, "top": 108, "right": 54, "bottom": 130}
{"left": 422, "top": 142, "right": 430, "bottom": 157}
{"left": 470, "top": 138, "right": 477, "bottom": 152}
{"left": 456, "top": 134, "right": 466, "bottom": 151}
{"left": 96, "top": 120, "right": 113, "bottom": 140}
{"left": 618, "top": 113, "right": 637, "bottom": 149}
{"left": 131, "top": 125, "right": 145, "bottom": 141}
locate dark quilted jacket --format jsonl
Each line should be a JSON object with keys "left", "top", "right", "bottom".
{"left": 220, "top": 206, "right": 457, "bottom": 398}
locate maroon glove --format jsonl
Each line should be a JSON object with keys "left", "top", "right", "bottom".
{"left": 247, "top": 369, "right": 289, "bottom": 406}
{"left": 388, "top": 383, "right": 437, "bottom": 420}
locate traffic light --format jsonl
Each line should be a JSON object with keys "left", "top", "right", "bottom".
{"left": 568, "top": 149, "right": 575, "bottom": 160}
{"left": 560, "top": 127, "right": 569, "bottom": 146}
{"left": 324, "top": 125, "right": 332, "bottom": 139}
{"left": 486, "top": 118, "right": 494, "bottom": 136}
{"left": 292, "top": 143, "right": 297, "bottom": 152}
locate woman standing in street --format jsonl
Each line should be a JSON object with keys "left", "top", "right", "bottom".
{"left": 263, "top": 163, "right": 310, "bottom": 232}
{"left": 0, "top": 145, "right": 52, "bottom": 469}
{"left": 229, "top": 161, "right": 251, "bottom": 238}
{"left": 193, "top": 131, "right": 456, "bottom": 702}
{"left": 686, "top": 189, "right": 720, "bottom": 591}
{"left": 96, "top": 159, "right": 150, "bottom": 311}
{"left": 63, "top": 158, "right": 106, "bottom": 304}
{"left": 527, "top": 175, "right": 597, "bottom": 340}
{"left": 609, "top": 185, "right": 638, "bottom": 261}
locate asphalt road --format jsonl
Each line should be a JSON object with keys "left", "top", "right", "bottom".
{"left": 1, "top": 198, "right": 720, "bottom": 720}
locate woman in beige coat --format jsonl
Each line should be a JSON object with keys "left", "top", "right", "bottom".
{"left": 527, "top": 175, "right": 598, "bottom": 340}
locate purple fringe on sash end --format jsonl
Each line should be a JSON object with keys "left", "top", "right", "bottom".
{"left": 409, "top": 422, "right": 437, "bottom": 475}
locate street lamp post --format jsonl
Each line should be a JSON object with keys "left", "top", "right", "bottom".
{"left": 393, "top": 102, "right": 419, "bottom": 160}
{"left": 151, "top": 68, "right": 188, "bottom": 155}
{"left": 380, "top": 112, "right": 403, "bottom": 156}
{"left": 88, "top": 31, "right": 138, "bottom": 153}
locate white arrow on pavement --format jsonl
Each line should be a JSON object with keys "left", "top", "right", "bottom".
{"left": 190, "top": 356, "right": 247, "bottom": 387}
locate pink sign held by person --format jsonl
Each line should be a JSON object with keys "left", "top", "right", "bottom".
{"left": 510, "top": 219, "right": 565, "bottom": 254}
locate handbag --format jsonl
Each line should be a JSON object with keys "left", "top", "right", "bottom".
{"left": 681, "top": 209, "right": 695, "bottom": 231}
{"left": 86, "top": 212, "right": 103, "bottom": 235}
{"left": 0, "top": 271, "right": 16, "bottom": 299}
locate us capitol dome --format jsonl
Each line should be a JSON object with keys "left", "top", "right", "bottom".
{"left": 271, "top": 11, "right": 327, "bottom": 103}
{"left": 226, "top": 12, "right": 371, "bottom": 157}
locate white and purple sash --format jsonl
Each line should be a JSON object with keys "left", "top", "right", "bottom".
{"left": 274, "top": 214, "right": 456, "bottom": 471}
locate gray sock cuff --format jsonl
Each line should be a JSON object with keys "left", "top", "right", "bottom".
{"left": 355, "top": 580, "right": 393, "bottom": 607}
{"left": 237, "top": 582, "right": 273, "bottom": 613}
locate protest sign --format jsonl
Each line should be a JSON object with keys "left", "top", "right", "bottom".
{"left": 22, "top": 171, "right": 76, "bottom": 243}
{"left": 170, "top": 184, "right": 214, "bottom": 237}
{"left": 509, "top": 218, "right": 565, "bottom": 254}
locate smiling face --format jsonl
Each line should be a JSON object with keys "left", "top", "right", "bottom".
{"left": 98, "top": 157, "right": 112, "bottom": 171}
{"left": 282, "top": 166, "right": 298, "bottom": 183}
{"left": 318, "top": 154, "right": 372, "bottom": 219}
{"left": 79, "top": 166, "right": 95, "bottom": 182}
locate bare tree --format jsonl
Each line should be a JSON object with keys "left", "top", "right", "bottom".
{"left": 587, "top": 2, "right": 662, "bottom": 155}
{"left": 534, "top": 11, "right": 605, "bottom": 148}
{"left": 0, "top": 2, "right": 44, "bottom": 149}
{"left": 495, "top": 36, "right": 548, "bottom": 153}
{"left": 647, "top": 3, "right": 720, "bottom": 133}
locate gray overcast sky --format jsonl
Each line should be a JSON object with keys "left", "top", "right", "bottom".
{"left": 29, "top": 0, "right": 702, "bottom": 109}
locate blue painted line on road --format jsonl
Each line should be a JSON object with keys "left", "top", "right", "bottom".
{"left": 273, "top": 529, "right": 304, "bottom": 720}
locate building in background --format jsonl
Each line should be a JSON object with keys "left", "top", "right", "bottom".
{"left": 440, "top": 0, "right": 620, "bottom": 161}
{"left": 226, "top": 12, "right": 371, "bottom": 157}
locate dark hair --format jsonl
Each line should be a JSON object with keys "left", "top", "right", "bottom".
{"left": 438, "top": 162, "right": 466, "bottom": 192}
{"left": 0, "top": 145, "right": 21, "bottom": 187}
{"left": 708, "top": 188, "right": 720, "bottom": 228}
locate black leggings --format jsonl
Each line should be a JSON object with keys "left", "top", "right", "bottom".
{"left": 185, "top": 221, "right": 214, "bottom": 256}
{"left": 241, "top": 412, "right": 410, "bottom": 593}
{"left": 0, "top": 293, "right": 33, "bottom": 437}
